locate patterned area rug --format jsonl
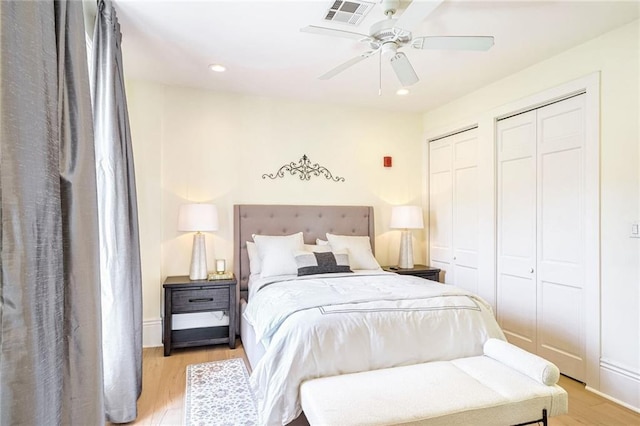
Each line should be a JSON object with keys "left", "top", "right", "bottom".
{"left": 185, "top": 358, "right": 258, "bottom": 425}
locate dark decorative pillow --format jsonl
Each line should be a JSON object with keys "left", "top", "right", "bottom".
{"left": 295, "top": 250, "right": 353, "bottom": 276}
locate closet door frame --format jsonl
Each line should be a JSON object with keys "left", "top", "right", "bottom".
{"left": 424, "top": 72, "right": 600, "bottom": 388}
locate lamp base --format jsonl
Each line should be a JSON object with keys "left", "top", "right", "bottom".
{"left": 189, "top": 233, "right": 208, "bottom": 280}
{"left": 398, "top": 229, "right": 414, "bottom": 269}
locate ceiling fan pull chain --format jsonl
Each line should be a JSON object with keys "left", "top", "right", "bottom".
{"left": 378, "top": 50, "right": 382, "bottom": 96}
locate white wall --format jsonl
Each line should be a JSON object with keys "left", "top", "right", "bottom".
{"left": 127, "top": 81, "right": 164, "bottom": 346}
{"left": 126, "top": 81, "right": 425, "bottom": 346}
{"left": 422, "top": 20, "right": 639, "bottom": 410}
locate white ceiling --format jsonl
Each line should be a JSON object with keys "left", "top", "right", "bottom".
{"left": 114, "top": 0, "right": 639, "bottom": 113}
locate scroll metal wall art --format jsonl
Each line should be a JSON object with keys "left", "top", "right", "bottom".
{"left": 262, "top": 154, "right": 345, "bottom": 182}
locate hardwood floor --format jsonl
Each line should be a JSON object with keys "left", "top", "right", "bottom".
{"left": 133, "top": 343, "right": 249, "bottom": 425}
{"left": 132, "top": 341, "right": 640, "bottom": 425}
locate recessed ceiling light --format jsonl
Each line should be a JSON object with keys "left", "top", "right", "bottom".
{"left": 208, "top": 64, "right": 226, "bottom": 73}
{"left": 396, "top": 88, "right": 409, "bottom": 96}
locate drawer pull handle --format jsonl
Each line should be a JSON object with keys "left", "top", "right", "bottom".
{"left": 189, "top": 298, "right": 214, "bottom": 303}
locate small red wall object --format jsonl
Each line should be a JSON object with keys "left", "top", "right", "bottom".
{"left": 383, "top": 156, "right": 392, "bottom": 167}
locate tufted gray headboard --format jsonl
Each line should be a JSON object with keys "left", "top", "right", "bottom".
{"left": 234, "top": 204, "right": 375, "bottom": 301}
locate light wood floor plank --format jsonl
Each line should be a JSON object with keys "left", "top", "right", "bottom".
{"left": 129, "top": 342, "right": 640, "bottom": 425}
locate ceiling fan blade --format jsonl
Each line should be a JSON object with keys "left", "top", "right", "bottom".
{"left": 413, "top": 36, "right": 494, "bottom": 51}
{"left": 389, "top": 52, "right": 419, "bottom": 86}
{"left": 319, "top": 51, "right": 375, "bottom": 80}
{"left": 301, "top": 25, "right": 370, "bottom": 41}
{"left": 394, "top": 0, "right": 445, "bottom": 33}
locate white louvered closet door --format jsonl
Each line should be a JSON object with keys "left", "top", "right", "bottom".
{"left": 497, "top": 94, "right": 586, "bottom": 381}
{"left": 429, "top": 128, "right": 479, "bottom": 293}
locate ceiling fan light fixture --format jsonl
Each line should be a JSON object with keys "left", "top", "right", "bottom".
{"left": 396, "top": 88, "right": 409, "bottom": 96}
{"left": 208, "top": 64, "right": 226, "bottom": 73}
{"left": 381, "top": 42, "right": 398, "bottom": 60}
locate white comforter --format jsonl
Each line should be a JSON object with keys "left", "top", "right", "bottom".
{"left": 243, "top": 271, "right": 505, "bottom": 425}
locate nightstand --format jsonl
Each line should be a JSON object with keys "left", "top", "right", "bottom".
{"left": 383, "top": 265, "right": 441, "bottom": 282}
{"left": 163, "top": 275, "right": 237, "bottom": 356}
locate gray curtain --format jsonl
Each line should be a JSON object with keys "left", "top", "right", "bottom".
{"left": 0, "top": 1, "right": 105, "bottom": 425}
{"left": 90, "top": 0, "right": 143, "bottom": 423}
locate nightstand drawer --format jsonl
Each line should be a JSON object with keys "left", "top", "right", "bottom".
{"left": 171, "top": 287, "right": 229, "bottom": 313}
{"left": 415, "top": 271, "right": 439, "bottom": 281}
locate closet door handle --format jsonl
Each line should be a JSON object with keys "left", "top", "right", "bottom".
{"left": 529, "top": 268, "right": 534, "bottom": 273}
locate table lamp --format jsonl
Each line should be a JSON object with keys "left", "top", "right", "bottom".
{"left": 178, "top": 203, "right": 218, "bottom": 280}
{"left": 390, "top": 205, "right": 424, "bottom": 269}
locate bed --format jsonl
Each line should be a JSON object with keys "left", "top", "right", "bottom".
{"left": 234, "top": 205, "right": 505, "bottom": 425}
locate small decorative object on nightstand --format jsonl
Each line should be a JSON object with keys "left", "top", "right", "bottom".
{"left": 383, "top": 264, "right": 441, "bottom": 282}
{"left": 215, "top": 258, "right": 226, "bottom": 274}
{"left": 163, "top": 275, "right": 237, "bottom": 356}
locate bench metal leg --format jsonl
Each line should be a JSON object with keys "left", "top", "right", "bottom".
{"left": 512, "top": 408, "right": 547, "bottom": 426}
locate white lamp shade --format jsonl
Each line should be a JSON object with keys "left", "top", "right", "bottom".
{"left": 390, "top": 205, "right": 424, "bottom": 229}
{"left": 178, "top": 204, "right": 219, "bottom": 232}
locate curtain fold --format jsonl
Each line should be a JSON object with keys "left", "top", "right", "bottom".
{"left": 90, "top": 0, "right": 143, "bottom": 422}
{"left": 1, "top": 1, "right": 104, "bottom": 424}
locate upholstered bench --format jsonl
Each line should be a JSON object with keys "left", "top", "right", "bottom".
{"left": 300, "top": 339, "right": 568, "bottom": 426}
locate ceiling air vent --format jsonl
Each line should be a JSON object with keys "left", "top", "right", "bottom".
{"left": 324, "top": 0, "right": 375, "bottom": 26}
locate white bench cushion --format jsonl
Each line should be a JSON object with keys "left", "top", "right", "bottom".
{"left": 301, "top": 355, "right": 567, "bottom": 426}
{"left": 483, "top": 338, "right": 560, "bottom": 386}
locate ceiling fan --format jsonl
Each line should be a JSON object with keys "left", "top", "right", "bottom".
{"left": 301, "top": 0, "right": 494, "bottom": 87}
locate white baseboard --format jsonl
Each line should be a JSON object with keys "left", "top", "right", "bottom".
{"left": 143, "top": 318, "right": 163, "bottom": 348}
{"left": 587, "top": 359, "right": 640, "bottom": 413}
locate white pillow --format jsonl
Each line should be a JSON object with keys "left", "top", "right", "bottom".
{"left": 325, "top": 233, "right": 380, "bottom": 270}
{"left": 305, "top": 243, "right": 332, "bottom": 253}
{"left": 246, "top": 241, "right": 261, "bottom": 276}
{"left": 247, "top": 238, "right": 320, "bottom": 276}
{"left": 316, "top": 239, "right": 329, "bottom": 246}
{"left": 253, "top": 232, "right": 305, "bottom": 278}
